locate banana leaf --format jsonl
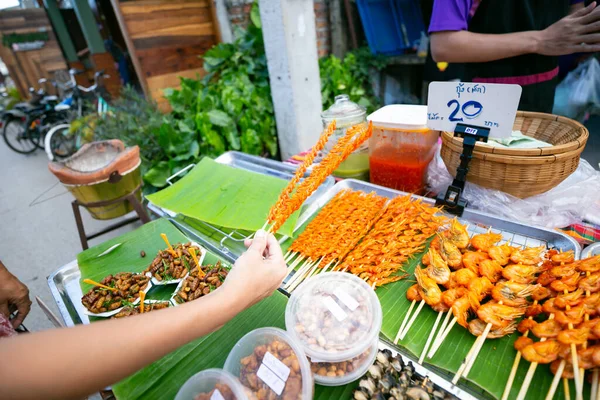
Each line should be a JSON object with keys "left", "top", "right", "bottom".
{"left": 376, "top": 248, "right": 589, "bottom": 400}
{"left": 284, "top": 197, "right": 588, "bottom": 400}
{"left": 76, "top": 218, "right": 353, "bottom": 399}
{"left": 145, "top": 158, "right": 300, "bottom": 237}
{"left": 78, "top": 218, "right": 190, "bottom": 293}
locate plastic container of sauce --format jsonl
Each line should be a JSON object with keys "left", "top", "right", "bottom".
{"left": 321, "top": 95, "right": 369, "bottom": 181}
{"left": 367, "top": 105, "right": 439, "bottom": 194}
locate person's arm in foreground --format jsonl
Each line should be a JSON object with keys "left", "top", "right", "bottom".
{"left": 431, "top": 1, "right": 600, "bottom": 63}
{"left": 0, "top": 230, "right": 287, "bottom": 400}
{"left": 0, "top": 260, "right": 31, "bottom": 328}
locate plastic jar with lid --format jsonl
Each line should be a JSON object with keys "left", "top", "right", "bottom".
{"left": 285, "top": 272, "right": 382, "bottom": 360}
{"left": 223, "top": 327, "right": 313, "bottom": 400}
{"left": 175, "top": 368, "right": 248, "bottom": 400}
{"left": 321, "top": 94, "right": 370, "bottom": 180}
{"left": 308, "top": 337, "right": 379, "bottom": 386}
{"left": 367, "top": 105, "right": 439, "bottom": 194}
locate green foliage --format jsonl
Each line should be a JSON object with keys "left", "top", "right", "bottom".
{"left": 319, "top": 47, "right": 388, "bottom": 114}
{"left": 92, "top": 87, "right": 198, "bottom": 191}
{"left": 165, "top": 1, "right": 278, "bottom": 158}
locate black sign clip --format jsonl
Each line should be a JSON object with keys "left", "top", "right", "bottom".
{"left": 435, "top": 123, "right": 490, "bottom": 216}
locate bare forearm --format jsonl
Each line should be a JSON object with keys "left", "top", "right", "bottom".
{"left": 430, "top": 30, "right": 540, "bottom": 63}
{"left": 0, "top": 289, "right": 245, "bottom": 400}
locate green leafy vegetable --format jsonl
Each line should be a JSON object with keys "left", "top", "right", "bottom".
{"left": 165, "top": 1, "right": 278, "bottom": 159}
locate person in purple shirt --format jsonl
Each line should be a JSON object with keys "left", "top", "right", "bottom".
{"left": 428, "top": 0, "right": 600, "bottom": 112}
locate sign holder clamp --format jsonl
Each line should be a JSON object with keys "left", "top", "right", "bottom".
{"left": 435, "top": 123, "right": 490, "bottom": 216}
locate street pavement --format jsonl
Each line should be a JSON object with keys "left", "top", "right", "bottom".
{"left": 0, "top": 141, "right": 141, "bottom": 332}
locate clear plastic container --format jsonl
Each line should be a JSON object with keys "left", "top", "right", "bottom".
{"left": 321, "top": 94, "right": 370, "bottom": 180}
{"left": 175, "top": 368, "right": 248, "bottom": 400}
{"left": 285, "top": 272, "right": 382, "bottom": 363}
{"left": 309, "top": 337, "right": 378, "bottom": 386}
{"left": 368, "top": 105, "right": 439, "bottom": 194}
{"left": 223, "top": 327, "right": 313, "bottom": 400}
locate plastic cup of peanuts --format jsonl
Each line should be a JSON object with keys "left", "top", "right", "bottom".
{"left": 175, "top": 368, "right": 248, "bottom": 400}
{"left": 308, "top": 338, "right": 378, "bottom": 386}
{"left": 285, "top": 272, "right": 382, "bottom": 385}
{"left": 223, "top": 327, "right": 314, "bottom": 400}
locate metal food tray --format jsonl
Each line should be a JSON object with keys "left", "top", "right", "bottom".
{"left": 148, "top": 151, "right": 335, "bottom": 261}
{"left": 582, "top": 242, "right": 600, "bottom": 258}
{"left": 294, "top": 179, "right": 581, "bottom": 259}
{"left": 47, "top": 257, "right": 478, "bottom": 400}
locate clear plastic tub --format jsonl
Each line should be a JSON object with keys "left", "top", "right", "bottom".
{"left": 223, "top": 327, "right": 313, "bottom": 400}
{"left": 368, "top": 105, "right": 439, "bottom": 194}
{"left": 309, "top": 337, "right": 378, "bottom": 386}
{"left": 321, "top": 94, "right": 370, "bottom": 180}
{"left": 285, "top": 272, "right": 382, "bottom": 363}
{"left": 175, "top": 368, "right": 247, "bottom": 400}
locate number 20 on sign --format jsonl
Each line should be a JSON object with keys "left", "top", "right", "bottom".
{"left": 426, "top": 82, "right": 522, "bottom": 139}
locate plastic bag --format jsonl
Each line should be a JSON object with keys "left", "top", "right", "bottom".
{"left": 427, "top": 145, "right": 600, "bottom": 229}
{"left": 553, "top": 57, "right": 600, "bottom": 121}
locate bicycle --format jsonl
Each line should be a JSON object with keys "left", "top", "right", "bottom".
{"left": 44, "top": 70, "right": 110, "bottom": 160}
{"left": 1, "top": 89, "right": 67, "bottom": 154}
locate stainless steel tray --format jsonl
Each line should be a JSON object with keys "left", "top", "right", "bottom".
{"left": 47, "top": 260, "right": 89, "bottom": 327}
{"left": 293, "top": 179, "right": 581, "bottom": 258}
{"left": 148, "top": 151, "right": 335, "bottom": 261}
{"left": 582, "top": 242, "right": 600, "bottom": 258}
{"left": 47, "top": 257, "right": 478, "bottom": 400}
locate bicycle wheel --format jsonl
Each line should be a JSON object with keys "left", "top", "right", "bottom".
{"left": 2, "top": 118, "right": 37, "bottom": 154}
{"left": 45, "top": 124, "right": 76, "bottom": 160}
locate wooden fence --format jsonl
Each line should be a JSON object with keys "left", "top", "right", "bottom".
{"left": 113, "top": 0, "right": 220, "bottom": 111}
{"left": 0, "top": 8, "right": 67, "bottom": 97}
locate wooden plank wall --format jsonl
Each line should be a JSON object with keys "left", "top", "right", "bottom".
{"left": 0, "top": 9, "right": 67, "bottom": 98}
{"left": 115, "top": 0, "right": 219, "bottom": 111}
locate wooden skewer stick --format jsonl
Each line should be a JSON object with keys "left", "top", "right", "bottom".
{"left": 284, "top": 258, "right": 313, "bottom": 289}
{"left": 544, "top": 359, "right": 566, "bottom": 400}
{"left": 82, "top": 279, "right": 117, "bottom": 292}
{"left": 290, "top": 258, "right": 324, "bottom": 292}
{"left": 399, "top": 300, "right": 426, "bottom": 340}
{"left": 285, "top": 258, "right": 321, "bottom": 292}
{"left": 394, "top": 300, "right": 417, "bottom": 344}
{"left": 591, "top": 369, "right": 599, "bottom": 400}
{"left": 428, "top": 316, "right": 457, "bottom": 358}
{"left": 419, "top": 311, "right": 443, "bottom": 365}
{"left": 500, "top": 300, "right": 539, "bottom": 400}
{"left": 285, "top": 254, "right": 305, "bottom": 276}
{"left": 564, "top": 377, "right": 571, "bottom": 400}
{"left": 453, "top": 322, "right": 492, "bottom": 384}
{"left": 516, "top": 314, "right": 556, "bottom": 400}
{"left": 428, "top": 309, "right": 453, "bottom": 357}
{"left": 320, "top": 260, "right": 335, "bottom": 274}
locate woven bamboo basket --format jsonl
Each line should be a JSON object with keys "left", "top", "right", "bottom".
{"left": 440, "top": 111, "right": 589, "bottom": 198}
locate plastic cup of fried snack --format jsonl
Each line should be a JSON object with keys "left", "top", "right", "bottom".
{"left": 223, "top": 327, "right": 313, "bottom": 400}
{"left": 309, "top": 338, "right": 378, "bottom": 386}
{"left": 175, "top": 368, "right": 247, "bottom": 400}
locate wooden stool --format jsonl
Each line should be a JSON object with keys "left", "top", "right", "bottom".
{"left": 71, "top": 184, "right": 150, "bottom": 250}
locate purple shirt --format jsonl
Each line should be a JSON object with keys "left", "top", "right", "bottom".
{"left": 429, "top": 0, "right": 584, "bottom": 33}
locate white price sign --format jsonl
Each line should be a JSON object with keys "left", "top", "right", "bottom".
{"left": 427, "top": 82, "right": 522, "bottom": 139}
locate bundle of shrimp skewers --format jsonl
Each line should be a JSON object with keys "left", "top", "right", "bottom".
{"left": 506, "top": 252, "right": 600, "bottom": 400}
{"left": 397, "top": 218, "right": 545, "bottom": 377}
{"left": 336, "top": 195, "right": 446, "bottom": 288}
{"left": 266, "top": 121, "right": 373, "bottom": 234}
{"left": 283, "top": 189, "right": 387, "bottom": 291}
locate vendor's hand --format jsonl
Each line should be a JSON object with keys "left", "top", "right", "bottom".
{"left": 0, "top": 262, "right": 31, "bottom": 328}
{"left": 537, "top": 2, "right": 600, "bottom": 55}
{"left": 222, "top": 230, "right": 286, "bottom": 308}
